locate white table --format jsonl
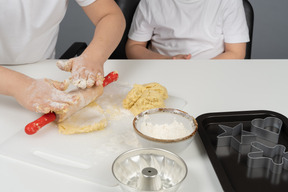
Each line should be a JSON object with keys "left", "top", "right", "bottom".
{"left": 1, "top": 59, "right": 288, "bottom": 192}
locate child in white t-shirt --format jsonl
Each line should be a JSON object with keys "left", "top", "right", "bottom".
{"left": 126, "top": 0, "right": 250, "bottom": 59}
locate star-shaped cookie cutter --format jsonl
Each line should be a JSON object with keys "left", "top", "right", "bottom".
{"left": 247, "top": 141, "right": 288, "bottom": 174}
{"left": 217, "top": 123, "right": 256, "bottom": 154}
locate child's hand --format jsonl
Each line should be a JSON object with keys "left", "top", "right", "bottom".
{"left": 172, "top": 54, "right": 192, "bottom": 60}
{"left": 15, "top": 78, "right": 79, "bottom": 114}
{"left": 56, "top": 55, "right": 104, "bottom": 89}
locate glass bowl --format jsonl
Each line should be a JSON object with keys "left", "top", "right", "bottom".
{"left": 133, "top": 108, "right": 198, "bottom": 154}
{"left": 112, "top": 148, "right": 187, "bottom": 192}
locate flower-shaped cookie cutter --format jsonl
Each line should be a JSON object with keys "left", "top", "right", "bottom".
{"left": 247, "top": 141, "right": 288, "bottom": 174}
{"left": 251, "top": 117, "right": 282, "bottom": 143}
{"left": 217, "top": 123, "right": 256, "bottom": 154}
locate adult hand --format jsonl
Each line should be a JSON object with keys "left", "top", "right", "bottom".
{"left": 172, "top": 54, "right": 192, "bottom": 60}
{"left": 14, "top": 78, "right": 79, "bottom": 114}
{"left": 56, "top": 55, "right": 104, "bottom": 89}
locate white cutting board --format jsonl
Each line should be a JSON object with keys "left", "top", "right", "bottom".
{"left": 0, "top": 83, "right": 187, "bottom": 187}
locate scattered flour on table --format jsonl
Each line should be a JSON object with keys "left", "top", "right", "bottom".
{"left": 97, "top": 91, "right": 134, "bottom": 121}
{"left": 90, "top": 86, "right": 140, "bottom": 157}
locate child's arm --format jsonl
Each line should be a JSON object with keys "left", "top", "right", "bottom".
{"left": 126, "top": 39, "right": 191, "bottom": 59}
{"left": 125, "top": 39, "right": 169, "bottom": 59}
{"left": 0, "top": 66, "right": 78, "bottom": 113}
{"left": 57, "top": 0, "right": 125, "bottom": 89}
{"left": 0, "top": 66, "right": 34, "bottom": 97}
{"left": 212, "top": 43, "right": 247, "bottom": 59}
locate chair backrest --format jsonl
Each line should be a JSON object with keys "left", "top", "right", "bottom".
{"left": 109, "top": 0, "right": 141, "bottom": 59}
{"left": 243, "top": 0, "right": 254, "bottom": 59}
{"left": 110, "top": 0, "right": 254, "bottom": 59}
{"left": 59, "top": 42, "right": 87, "bottom": 59}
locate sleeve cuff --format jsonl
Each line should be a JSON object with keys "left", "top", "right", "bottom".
{"left": 75, "top": 0, "right": 96, "bottom": 7}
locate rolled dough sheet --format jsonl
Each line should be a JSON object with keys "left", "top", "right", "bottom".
{"left": 58, "top": 102, "right": 107, "bottom": 135}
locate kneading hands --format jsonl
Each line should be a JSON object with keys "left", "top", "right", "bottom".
{"left": 0, "top": 61, "right": 103, "bottom": 114}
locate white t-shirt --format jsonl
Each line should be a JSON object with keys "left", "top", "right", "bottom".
{"left": 128, "top": 0, "right": 250, "bottom": 59}
{"left": 0, "top": 0, "right": 95, "bottom": 64}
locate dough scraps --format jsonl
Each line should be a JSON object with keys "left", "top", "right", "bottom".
{"left": 122, "top": 82, "right": 168, "bottom": 115}
{"left": 58, "top": 101, "right": 107, "bottom": 135}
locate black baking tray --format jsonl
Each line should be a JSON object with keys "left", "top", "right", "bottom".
{"left": 196, "top": 110, "right": 288, "bottom": 192}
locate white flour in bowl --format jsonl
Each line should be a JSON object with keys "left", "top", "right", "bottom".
{"left": 139, "top": 115, "right": 192, "bottom": 140}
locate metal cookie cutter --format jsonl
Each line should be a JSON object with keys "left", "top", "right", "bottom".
{"left": 251, "top": 117, "right": 283, "bottom": 143}
{"left": 217, "top": 123, "right": 256, "bottom": 154}
{"left": 247, "top": 141, "right": 288, "bottom": 174}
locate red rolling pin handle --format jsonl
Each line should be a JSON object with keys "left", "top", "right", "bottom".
{"left": 24, "top": 71, "right": 119, "bottom": 135}
{"left": 25, "top": 112, "right": 56, "bottom": 135}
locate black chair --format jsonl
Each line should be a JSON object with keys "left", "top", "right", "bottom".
{"left": 59, "top": 42, "right": 87, "bottom": 59}
{"left": 243, "top": 0, "right": 254, "bottom": 59}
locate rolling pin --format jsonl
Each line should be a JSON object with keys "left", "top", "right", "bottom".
{"left": 25, "top": 71, "right": 118, "bottom": 135}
